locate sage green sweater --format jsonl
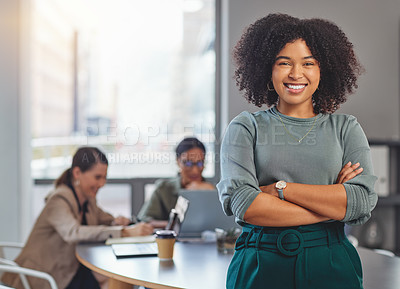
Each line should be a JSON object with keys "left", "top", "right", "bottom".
{"left": 217, "top": 107, "right": 378, "bottom": 226}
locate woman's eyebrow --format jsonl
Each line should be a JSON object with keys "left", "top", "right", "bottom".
{"left": 275, "top": 55, "right": 315, "bottom": 61}
{"left": 275, "top": 56, "right": 290, "bottom": 61}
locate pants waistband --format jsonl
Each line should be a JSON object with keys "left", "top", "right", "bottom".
{"left": 236, "top": 222, "right": 345, "bottom": 256}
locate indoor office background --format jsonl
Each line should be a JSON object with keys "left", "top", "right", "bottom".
{"left": 1, "top": 0, "right": 400, "bottom": 256}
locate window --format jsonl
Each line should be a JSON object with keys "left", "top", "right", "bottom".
{"left": 30, "top": 0, "right": 216, "bottom": 180}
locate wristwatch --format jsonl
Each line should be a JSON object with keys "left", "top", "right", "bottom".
{"left": 275, "top": 180, "right": 287, "bottom": 200}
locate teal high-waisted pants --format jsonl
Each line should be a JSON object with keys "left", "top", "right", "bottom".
{"left": 226, "top": 222, "right": 363, "bottom": 289}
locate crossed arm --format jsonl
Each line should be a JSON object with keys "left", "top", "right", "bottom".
{"left": 243, "top": 162, "right": 363, "bottom": 227}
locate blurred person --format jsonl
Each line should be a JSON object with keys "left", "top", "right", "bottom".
{"left": 2, "top": 147, "right": 153, "bottom": 289}
{"left": 138, "top": 137, "right": 215, "bottom": 227}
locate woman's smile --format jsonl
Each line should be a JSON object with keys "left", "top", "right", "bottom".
{"left": 284, "top": 83, "right": 307, "bottom": 93}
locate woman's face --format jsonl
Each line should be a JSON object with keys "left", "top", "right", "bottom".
{"left": 272, "top": 39, "right": 320, "bottom": 115}
{"left": 74, "top": 163, "right": 108, "bottom": 200}
{"left": 177, "top": 147, "right": 205, "bottom": 187}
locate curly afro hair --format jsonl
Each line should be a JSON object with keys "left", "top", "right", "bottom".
{"left": 233, "top": 13, "right": 364, "bottom": 114}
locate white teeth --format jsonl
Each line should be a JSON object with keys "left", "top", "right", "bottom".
{"left": 287, "top": 84, "right": 305, "bottom": 89}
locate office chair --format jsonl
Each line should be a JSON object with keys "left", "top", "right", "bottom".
{"left": 0, "top": 242, "right": 37, "bottom": 289}
{"left": 0, "top": 242, "right": 30, "bottom": 288}
{"left": 0, "top": 258, "right": 31, "bottom": 289}
{"left": 343, "top": 235, "right": 395, "bottom": 257}
{"left": 373, "top": 248, "right": 396, "bottom": 257}
{"left": 0, "top": 242, "right": 24, "bottom": 259}
{"left": 0, "top": 263, "right": 58, "bottom": 289}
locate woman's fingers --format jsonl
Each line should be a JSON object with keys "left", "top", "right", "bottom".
{"left": 342, "top": 167, "right": 363, "bottom": 183}
{"left": 336, "top": 162, "right": 363, "bottom": 184}
{"left": 136, "top": 222, "right": 155, "bottom": 235}
{"left": 336, "top": 161, "right": 352, "bottom": 184}
{"left": 113, "top": 216, "right": 131, "bottom": 226}
{"left": 123, "top": 222, "right": 155, "bottom": 237}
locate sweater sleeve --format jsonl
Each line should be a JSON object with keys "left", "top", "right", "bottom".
{"left": 341, "top": 116, "right": 378, "bottom": 225}
{"left": 137, "top": 178, "right": 179, "bottom": 221}
{"left": 94, "top": 203, "right": 115, "bottom": 225}
{"left": 46, "top": 195, "right": 122, "bottom": 243}
{"left": 137, "top": 184, "right": 165, "bottom": 221}
{"left": 217, "top": 112, "right": 261, "bottom": 221}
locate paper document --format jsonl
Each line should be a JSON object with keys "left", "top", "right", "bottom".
{"left": 105, "top": 234, "right": 156, "bottom": 245}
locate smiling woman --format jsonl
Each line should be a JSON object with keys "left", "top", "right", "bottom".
{"left": 2, "top": 147, "right": 154, "bottom": 289}
{"left": 218, "top": 13, "right": 377, "bottom": 289}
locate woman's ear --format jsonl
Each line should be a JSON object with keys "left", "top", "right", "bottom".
{"left": 176, "top": 157, "right": 182, "bottom": 172}
{"left": 71, "top": 166, "right": 82, "bottom": 180}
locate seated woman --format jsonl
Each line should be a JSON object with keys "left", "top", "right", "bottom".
{"left": 138, "top": 137, "right": 215, "bottom": 227}
{"left": 2, "top": 147, "right": 154, "bottom": 289}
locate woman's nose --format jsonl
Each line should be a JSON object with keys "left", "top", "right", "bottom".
{"left": 99, "top": 178, "right": 107, "bottom": 187}
{"left": 289, "top": 64, "right": 303, "bottom": 80}
{"left": 190, "top": 165, "right": 202, "bottom": 174}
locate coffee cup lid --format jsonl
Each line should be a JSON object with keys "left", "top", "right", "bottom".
{"left": 155, "top": 230, "right": 177, "bottom": 239}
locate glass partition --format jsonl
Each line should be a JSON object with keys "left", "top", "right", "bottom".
{"left": 30, "top": 0, "right": 216, "bottom": 179}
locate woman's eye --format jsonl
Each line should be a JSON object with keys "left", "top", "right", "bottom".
{"left": 278, "top": 62, "right": 290, "bottom": 66}
{"left": 304, "top": 62, "right": 315, "bottom": 66}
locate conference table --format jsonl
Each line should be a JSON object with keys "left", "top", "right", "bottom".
{"left": 76, "top": 241, "right": 400, "bottom": 289}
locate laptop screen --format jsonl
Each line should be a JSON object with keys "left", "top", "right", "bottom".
{"left": 176, "top": 189, "right": 240, "bottom": 239}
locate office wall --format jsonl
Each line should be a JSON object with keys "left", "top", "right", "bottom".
{"left": 0, "top": 0, "right": 21, "bottom": 241}
{"left": 0, "top": 0, "right": 31, "bottom": 242}
{"left": 220, "top": 0, "right": 400, "bottom": 140}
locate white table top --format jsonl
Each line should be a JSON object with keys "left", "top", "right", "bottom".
{"left": 76, "top": 242, "right": 400, "bottom": 289}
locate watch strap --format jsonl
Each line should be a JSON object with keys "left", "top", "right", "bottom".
{"left": 278, "top": 189, "right": 284, "bottom": 200}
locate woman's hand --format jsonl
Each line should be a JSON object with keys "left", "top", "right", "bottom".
{"left": 185, "top": 181, "right": 215, "bottom": 190}
{"left": 112, "top": 216, "right": 131, "bottom": 226}
{"left": 121, "top": 222, "right": 154, "bottom": 237}
{"left": 336, "top": 161, "right": 363, "bottom": 184}
{"left": 260, "top": 161, "right": 363, "bottom": 197}
{"left": 148, "top": 220, "right": 169, "bottom": 229}
{"left": 259, "top": 184, "right": 277, "bottom": 197}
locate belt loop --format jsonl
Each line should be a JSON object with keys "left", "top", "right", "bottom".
{"left": 304, "top": 248, "right": 309, "bottom": 282}
{"left": 326, "top": 227, "right": 332, "bottom": 248}
{"left": 244, "top": 228, "right": 255, "bottom": 248}
{"left": 335, "top": 223, "right": 342, "bottom": 244}
{"left": 255, "top": 228, "right": 264, "bottom": 251}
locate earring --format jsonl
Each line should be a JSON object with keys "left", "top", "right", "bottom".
{"left": 267, "top": 81, "right": 275, "bottom": 91}
{"left": 74, "top": 179, "right": 80, "bottom": 186}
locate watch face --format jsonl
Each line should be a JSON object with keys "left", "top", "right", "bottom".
{"left": 276, "top": 180, "right": 287, "bottom": 189}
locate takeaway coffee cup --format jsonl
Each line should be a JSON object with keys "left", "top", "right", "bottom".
{"left": 155, "top": 230, "right": 177, "bottom": 260}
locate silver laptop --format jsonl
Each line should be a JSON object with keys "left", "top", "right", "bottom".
{"left": 176, "top": 189, "right": 240, "bottom": 240}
